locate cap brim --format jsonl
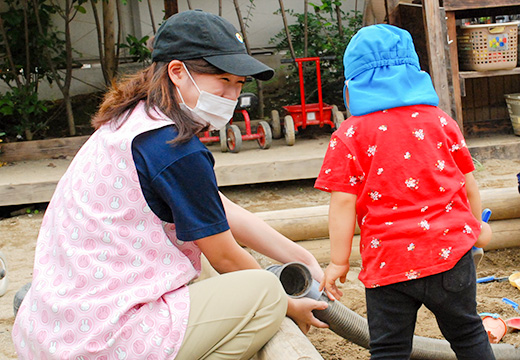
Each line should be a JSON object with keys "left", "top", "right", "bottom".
{"left": 204, "top": 53, "right": 274, "bottom": 81}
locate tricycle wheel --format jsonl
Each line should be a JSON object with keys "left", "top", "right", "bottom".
{"left": 219, "top": 126, "right": 228, "bottom": 152}
{"left": 283, "top": 115, "right": 296, "bottom": 146}
{"left": 270, "top": 110, "right": 282, "bottom": 139}
{"left": 227, "top": 124, "right": 242, "bottom": 153}
{"left": 0, "top": 250, "right": 8, "bottom": 297}
{"left": 332, "top": 105, "right": 345, "bottom": 130}
{"left": 256, "top": 120, "right": 272, "bottom": 149}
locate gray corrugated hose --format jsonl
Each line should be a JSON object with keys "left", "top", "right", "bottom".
{"left": 266, "top": 262, "right": 520, "bottom": 360}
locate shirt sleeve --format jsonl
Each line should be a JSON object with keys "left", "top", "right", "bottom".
{"left": 314, "top": 134, "right": 364, "bottom": 194}
{"left": 132, "top": 126, "right": 229, "bottom": 241}
{"left": 151, "top": 151, "right": 229, "bottom": 241}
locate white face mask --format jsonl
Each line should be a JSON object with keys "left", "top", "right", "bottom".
{"left": 176, "top": 63, "right": 237, "bottom": 131}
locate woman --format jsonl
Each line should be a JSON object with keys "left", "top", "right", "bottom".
{"left": 12, "top": 10, "right": 328, "bottom": 360}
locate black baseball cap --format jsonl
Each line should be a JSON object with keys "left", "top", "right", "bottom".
{"left": 152, "top": 10, "right": 274, "bottom": 81}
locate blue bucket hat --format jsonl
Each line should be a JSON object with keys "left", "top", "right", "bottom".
{"left": 343, "top": 24, "right": 439, "bottom": 116}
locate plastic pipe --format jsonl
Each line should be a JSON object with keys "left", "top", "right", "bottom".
{"left": 267, "top": 262, "right": 520, "bottom": 360}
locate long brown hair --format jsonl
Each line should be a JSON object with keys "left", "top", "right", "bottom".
{"left": 91, "top": 59, "right": 225, "bottom": 143}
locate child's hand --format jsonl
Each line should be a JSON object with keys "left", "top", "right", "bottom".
{"left": 475, "top": 221, "right": 492, "bottom": 248}
{"left": 319, "top": 262, "right": 349, "bottom": 301}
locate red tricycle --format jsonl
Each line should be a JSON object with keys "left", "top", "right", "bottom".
{"left": 198, "top": 128, "right": 228, "bottom": 153}
{"left": 223, "top": 92, "right": 272, "bottom": 153}
{"left": 271, "top": 56, "right": 344, "bottom": 146}
{"left": 198, "top": 93, "right": 271, "bottom": 153}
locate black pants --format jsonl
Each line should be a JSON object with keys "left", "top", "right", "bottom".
{"left": 365, "top": 251, "right": 495, "bottom": 360}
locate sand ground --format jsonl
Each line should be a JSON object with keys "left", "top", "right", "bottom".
{"left": 1, "top": 158, "right": 519, "bottom": 359}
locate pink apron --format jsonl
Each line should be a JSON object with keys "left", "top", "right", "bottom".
{"left": 13, "top": 102, "right": 201, "bottom": 359}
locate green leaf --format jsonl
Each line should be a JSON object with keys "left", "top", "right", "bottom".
{"left": 74, "top": 5, "right": 87, "bottom": 14}
{"left": 0, "top": 106, "right": 13, "bottom": 115}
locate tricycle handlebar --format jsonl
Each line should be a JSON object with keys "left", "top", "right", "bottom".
{"left": 280, "top": 55, "right": 336, "bottom": 64}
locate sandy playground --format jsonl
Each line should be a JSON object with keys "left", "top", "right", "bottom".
{"left": 0, "top": 157, "right": 519, "bottom": 359}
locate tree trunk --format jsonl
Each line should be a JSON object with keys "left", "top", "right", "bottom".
{"left": 24, "top": 123, "right": 33, "bottom": 141}
{"left": 63, "top": 90, "right": 75, "bottom": 136}
{"left": 90, "top": 0, "right": 108, "bottom": 84}
{"left": 102, "top": 0, "right": 116, "bottom": 83}
{"left": 147, "top": 0, "right": 156, "bottom": 34}
{"left": 22, "top": 0, "right": 31, "bottom": 85}
{"left": 115, "top": 0, "right": 122, "bottom": 75}
{"left": 233, "top": 0, "right": 251, "bottom": 51}
{"left": 31, "top": 0, "right": 76, "bottom": 136}
{"left": 63, "top": 0, "right": 76, "bottom": 135}
{"left": 0, "top": 12, "right": 22, "bottom": 88}
{"left": 336, "top": 4, "right": 343, "bottom": 38}
{"left": 232, "top": 0, "right": 265, "bottom": 118}
{"left": 278, "top": 0, "right": 296, "bottom": 59}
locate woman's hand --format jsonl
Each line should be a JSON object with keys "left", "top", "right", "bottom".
{"left": 286, "top": 297, "right": 329, "bottom": 334}
{"left": 306, "top": 262, "right": 325, "bottom": 283}
{"left": 319, "top": 262, "right": 349, "bottom": 301}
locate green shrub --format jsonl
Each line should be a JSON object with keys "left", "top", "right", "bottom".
{"left": 120, "top": 34, "right": 152, "bottom": 64}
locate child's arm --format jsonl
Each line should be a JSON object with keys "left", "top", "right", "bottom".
{"left": 319, "top": 191, "right": 357, "bottom": 300}
{"left": 465, "top": 172, "right": 492, "bottom": 248}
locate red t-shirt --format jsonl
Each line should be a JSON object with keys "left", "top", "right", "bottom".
{"left": 315, "top": 105, "right": 480, "bottom": 288}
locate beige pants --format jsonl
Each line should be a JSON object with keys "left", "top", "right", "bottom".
{"left": 175, "top": 269, "right": 287, "bottom": 360}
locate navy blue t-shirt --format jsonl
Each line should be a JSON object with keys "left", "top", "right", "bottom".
{"left": 131, "top": 125, "right": 229, "bottom": 241}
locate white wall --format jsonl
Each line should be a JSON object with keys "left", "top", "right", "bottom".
{"left": 1, "top": 0, "right": 364, "bottom": 99}
{"left": 67, "top": 0, "right": 363, "bottom": 60}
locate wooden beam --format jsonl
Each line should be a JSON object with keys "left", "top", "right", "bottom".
{"left": 164, "top": 0, "right": 178, "bottom": 18}
{"left": 213, "top": 156, "right": 324, "bottom": 186}
{"left": 0, "top": 182, "right": 60, "bottom": 207}
{"left": 422, "top": 0, "right": 453, "bottom": 117}
{"left": 446, "top": 12, "right": 464, "bottom": 129}
{"left": 443, "top": 0, "right": 519, "bottom": 12}
{"left": 0, "top": 136, "right": 89, "bottom": 162}
{"left": 385, "top": 0, "right": 402, "bottom": 25}
{"left": 460, "top": 68, "right": 520, "bottom": 79}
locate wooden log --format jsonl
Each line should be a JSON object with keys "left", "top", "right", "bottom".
{"left": 252, "top": 317, "right": 324, "bottom": 360}
{"left": 256, "top": 206, "right": 360, "bottom": 241}
{"left": 256, "top": 205, "right": 329, "bottom": 241}
{"left": 481, "top": 187, "right": 520, "bottom": 220}
{"left": 291, "top": 237, "right": 361, "bottom": 264}
{"left": 485, "top": 218, "right": 520, "bottom": 251}
{"left": 255, "top": 187, "right": 520, "bottom": 242}
{"left": 0, "top": 136, "right": 90, "bottom": 162}
{"left": 295, "top": 217, "right": 520, "bottom": 265}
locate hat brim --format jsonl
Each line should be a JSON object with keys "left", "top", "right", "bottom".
{"left": 204, "top": 53, "right": 274, "bottom": 81}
